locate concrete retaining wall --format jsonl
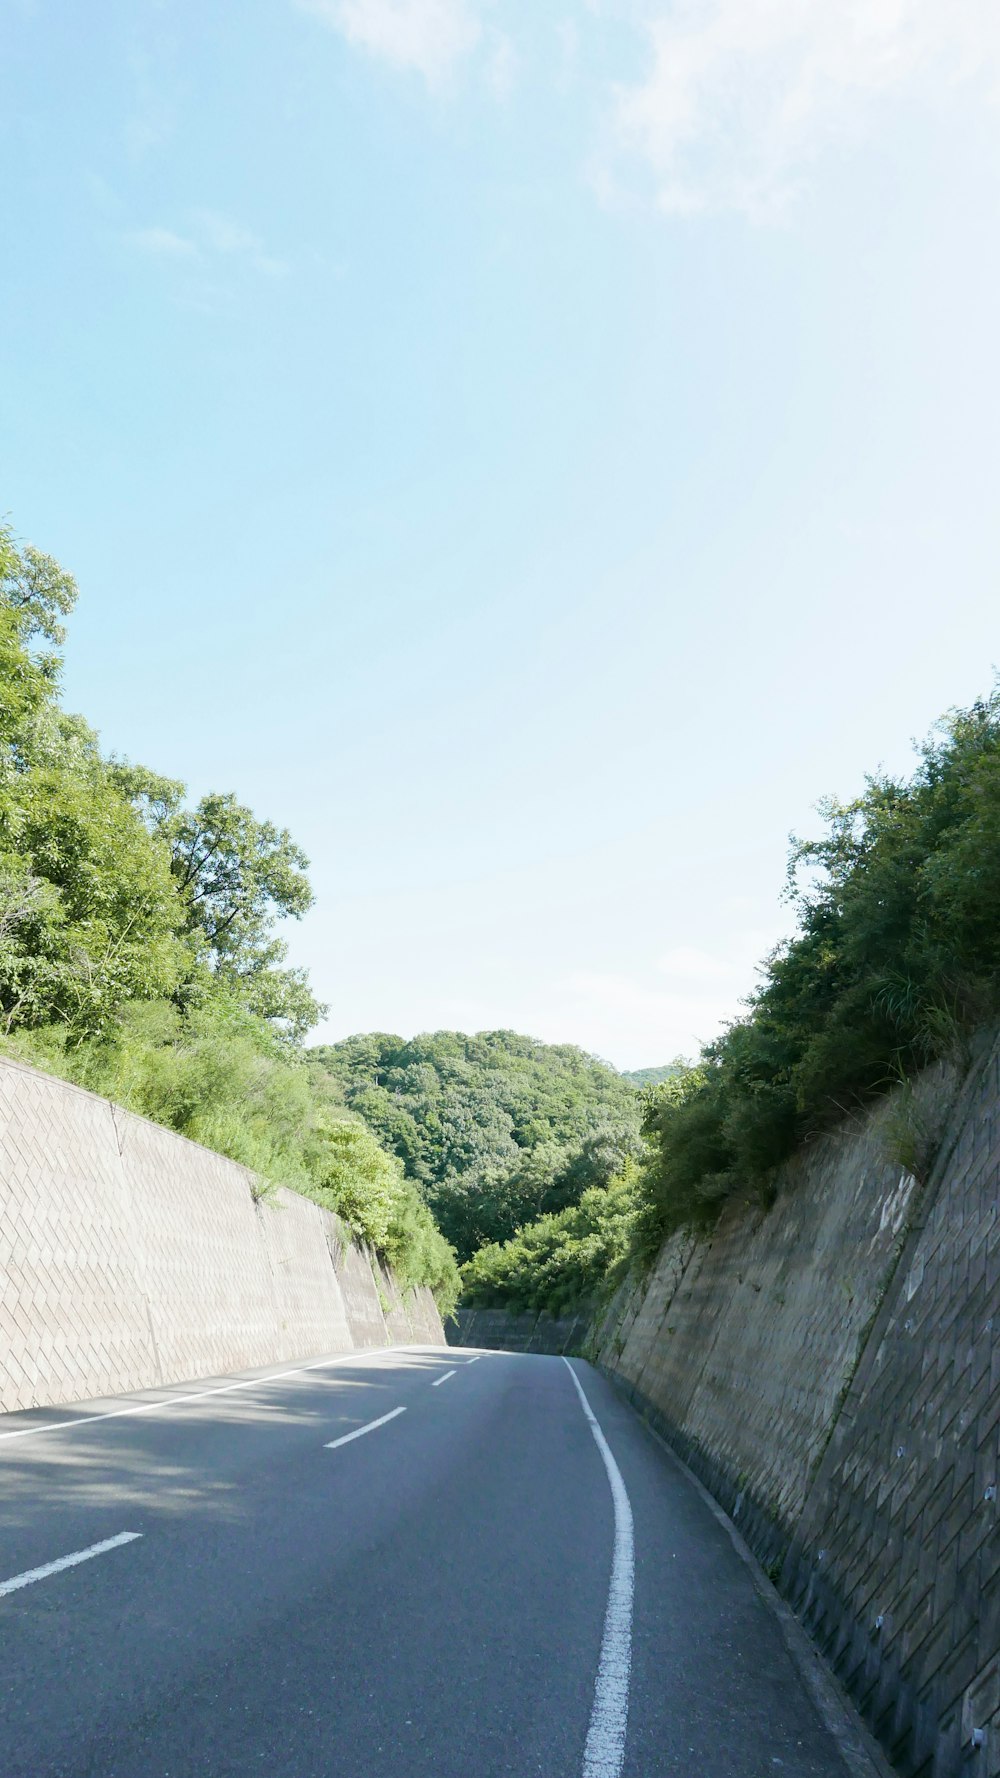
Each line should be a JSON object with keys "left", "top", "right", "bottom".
{"left": 0, "top": 1055, "right": 443, "bottom": 1415}
{"left": 447, "top": 1306, "right": 589, "bottom": 1354}
{"left": 593, "top": 1037, "right": 1000, "bottom": 1778}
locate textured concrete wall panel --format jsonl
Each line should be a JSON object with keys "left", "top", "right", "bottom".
{"left": 408, "top": 1286, "right": 445, "bottom": 1345}
{"left": 596, "top": 1044, "right": 1000, "bottom": 1778}
{"left": 603, "top": 1230, "right": 697, "bottom": 1405}
{"left": 116, "top": 1106, "right": 279, "bottom": 1382}
{"left": 0, "top": 1063, "right": 157, "bottom": 1411}
{"left": 376, "top": 1258, "right": 417, "bottom": 1346}
{"left": 786, "top": 1041, "right": 1000, "bottom": 1776}
{"left": 336, "top": 1241, "right": 389, "bottom": 1351}
{"left": 259, "top": 1191, "right": 353, "bottom": 1362}
{"left": 0, "top": 1057, "right": 442, "bottom": 1416}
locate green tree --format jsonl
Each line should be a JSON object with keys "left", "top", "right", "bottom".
{"left": 0, "top": 531, "right": 186, "bottom": 1036}
{"left": 0, "top": 522, "right": 78, "bottom": 649}
{"left": 111, "top": 768, "right": 325, "bottom": 1039}
{"left": 0, "top": 753, "right": 186, "bottom": 1034}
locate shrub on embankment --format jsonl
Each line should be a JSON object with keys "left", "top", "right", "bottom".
{"left": 636, "top": 684, "right": 1000, "bottom": 1258}
{"left": 460, "top": 1165, "right": 640, "bottom": 1316}
{"left": 0, "top": 519, "right": 459, "bottom": 1315}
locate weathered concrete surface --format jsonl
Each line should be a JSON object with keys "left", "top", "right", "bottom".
{"left": 594, "top": 1040, "right": 1000, "bottom": 1778}
{"left": 0, "top": 1056, "right": 443, "bottom": 1415}
{"left": 448, "top": 1306, "right": 589, "bottom": 1354}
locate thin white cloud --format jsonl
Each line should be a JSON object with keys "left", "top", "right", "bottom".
{"left": 485, "top": 27, "right": 516, "bottom": 99}
{"left": 609, "top": 0, "right": 1000, "bottom": 219}
{"left": 301, "top": 0, "right": 482, "bottom": 86}
{"left": 129, "top": 213, "right": 286, "bottom": 279}
{"left": 131, "top": 226, "right": 197, "bottom": 258}
{"left": 554, "top": 17, "right": 582, "bottom": 96}
{"left": 191, "top": 210, "right": 288, "bottom": 276}
{"left": 125, "top": 48, "right": 178, "bottom": 160}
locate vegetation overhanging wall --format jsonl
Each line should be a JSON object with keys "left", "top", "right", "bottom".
{"left": 593, "top": 1032, "right": 1000, "bottom": 1778}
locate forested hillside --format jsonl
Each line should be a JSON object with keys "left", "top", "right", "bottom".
{"left": 309, "top": 1031, "right": 641, "bottom": 1261}
{"left": 622, "top": 1065, "right": 679, "bottom": 1087}
{"left": 0, "top": 520, "right": 459, "bottom": 1311}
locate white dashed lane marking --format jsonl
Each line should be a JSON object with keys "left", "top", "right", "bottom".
{"left": 0, "top": 1348, "right": 410, "bottom": 1447}
{"left": 324, "top": 1407, "right": 407, "bottom": 1450}
{"left": 0, "top": 1534, "right": 143, "bottom": 1600}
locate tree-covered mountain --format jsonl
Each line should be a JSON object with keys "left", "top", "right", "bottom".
{"left": 309, "top": 1031, "right": 642, "bottom": 1261}
{"left": 622, "top": 1065, "right": 682, "bottom": 1088}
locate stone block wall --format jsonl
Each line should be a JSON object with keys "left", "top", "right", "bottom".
{"left": 0, "top": 1055, "right": 443, "bottom": 1416}
{"left": 593, "top": 1037, "right": 1000, "bottom": 1778}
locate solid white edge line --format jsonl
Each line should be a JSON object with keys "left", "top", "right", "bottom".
{"left": 0, "top": 1347, "right": 410, "bottom": 1447}
{"left": 563, "top": 1358, "right": 634, "bottom": 1778}
{"left": 324, "top": 1405, "right": 407, "bottom": 1449}
{"left": 432, "top": 1370, "right": 456, "bottom": 1386}
{"left": 0, "top": 1532, "right": 142, "bottom": 1599}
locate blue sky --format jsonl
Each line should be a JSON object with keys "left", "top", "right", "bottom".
{"left": 2, "top": 0, "right": 999, "bottom": 1067}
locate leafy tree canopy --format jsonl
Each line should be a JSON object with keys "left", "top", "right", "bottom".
{"left": 110, "top": 766, "right": 324, "bottom": 1040}
{"left": 0, "top": 522, "right": 78, "bottom": 650}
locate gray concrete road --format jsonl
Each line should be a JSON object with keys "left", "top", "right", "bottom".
{"left": 0, "top": 1346, "right": 863, "bottom": 1777}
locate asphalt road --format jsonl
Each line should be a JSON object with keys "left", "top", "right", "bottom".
{"left": 0, "top": 1346, "right": 864, "bottom": 1778}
